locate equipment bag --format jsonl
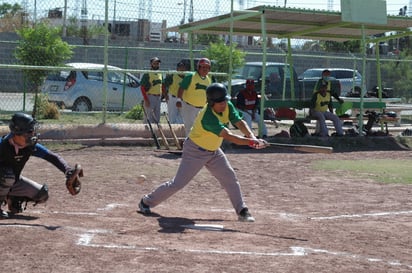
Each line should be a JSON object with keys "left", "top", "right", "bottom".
{"left": 289, "top": 120, "right": 309, "bottom": 137}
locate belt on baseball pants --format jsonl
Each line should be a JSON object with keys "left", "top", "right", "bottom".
{"left": 148, "top": 94, "right": 160, "bottom": 96}
{"left": 190, "top": 139, "right": 214, "bottom": 152}
{"left": 184, "top": 101, "right": 203, "bottom": 109}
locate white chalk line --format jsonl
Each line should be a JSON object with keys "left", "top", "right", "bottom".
{"left": 75, "top": 230, "right": 412, "bottom": 269}
{"left": 2, "top": 204, "right": 412, "bottom": 269}
{"left": 25, "top": 203, "right": 126, "bottom": 216}
{"left": 309, "top": 210, "right": 412, "bottom": 220}
{"left": 7, "top": 202, "right": 412, "bottom": 222}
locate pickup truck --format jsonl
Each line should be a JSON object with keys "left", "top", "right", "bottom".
{"left": 298, "top": 68, "right": 362, "bottom": 98}
{"left": 227, "top": 62, "right": 300, "bottom": 99}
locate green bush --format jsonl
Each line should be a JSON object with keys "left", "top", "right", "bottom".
{"left": 33, "top": 93, "right": 60, "bottom": 119}
{"left": 125, "top": 104, "right": 144, "bottom": 120}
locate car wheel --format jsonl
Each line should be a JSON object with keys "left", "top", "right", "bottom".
{"left": 73, "top": 97, "right": 92, "bottom": 112}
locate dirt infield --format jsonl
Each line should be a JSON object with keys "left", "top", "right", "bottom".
{"left": 1, "top": 144, "right": 412, "bottom": 273}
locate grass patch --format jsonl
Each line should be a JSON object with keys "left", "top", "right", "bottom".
{"left": 313, "top": 159, "right": 412, "bottom": 184}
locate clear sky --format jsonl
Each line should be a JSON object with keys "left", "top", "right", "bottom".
{"left": 6, "top": 0, "right": 412, "bottom": 26}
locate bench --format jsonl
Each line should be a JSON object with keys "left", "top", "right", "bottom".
{"left": 263, "top": 99, "right": 399, "bottom": 134}
{"left": 264, "top": 99, "right": 387, "bottom": 111}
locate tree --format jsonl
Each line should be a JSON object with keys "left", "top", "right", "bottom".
{"left": 195, "top": 34, "right": 221, "bottom": 45}
{"left": 0, "top": 3, "right": 22, "bottom": 17}
{"left": 381, "top": 50, "right": 412, "bottom": 102}
{"left": 0, "top": 3, "right": 23, "bottom": 31}
{"left": 202, "top": 41, "right": 246, "bottom": 82}
{"left": 15, "top": 22, "right": 74, "bottom": 116}
{"left": 322, "top": 40, "right": 361, "bottom": 53}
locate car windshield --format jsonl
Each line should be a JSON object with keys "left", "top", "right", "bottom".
{"left": 234, "top": 65, "right": 261, "bottom": 80}
{"left": 302, "top": 70, "right": 322, "bottom": 78}
{"left": 234, "top": 64, "right": 290, "bottom": 80}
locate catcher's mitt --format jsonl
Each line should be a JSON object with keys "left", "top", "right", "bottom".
{"left": 66, "top": 164, "right": 83, "bottom": 195}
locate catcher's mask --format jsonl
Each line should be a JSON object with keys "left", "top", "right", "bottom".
{"left": 206, "top": 83, "right": 230, "bottom": 106}
{"left": 9, "top": 112, "right": 39, "bottom": 145}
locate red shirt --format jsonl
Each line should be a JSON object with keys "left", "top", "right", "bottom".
{"left": 237, "top": 89, "right": 258, "bottom": 111}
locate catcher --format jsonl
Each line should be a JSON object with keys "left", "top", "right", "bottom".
{"left": 0, "top": 112, "right": 83, "bottom": 219}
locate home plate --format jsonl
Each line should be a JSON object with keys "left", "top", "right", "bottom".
{"left": 181, "top": 224, "right": 224, "bottom": 231}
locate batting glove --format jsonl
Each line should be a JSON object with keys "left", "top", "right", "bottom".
{"left": 248, "top": 138, "right": 268, "bottom": 149}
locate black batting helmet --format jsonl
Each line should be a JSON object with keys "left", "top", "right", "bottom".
{"left": 206, "top": 83, "right": 230, "bottom": 106}
{"left": 9, "top": 112, "right": 37, "bottom": 135}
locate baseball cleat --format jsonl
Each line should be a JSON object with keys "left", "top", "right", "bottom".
{"left": 238, "top": 208, "right": 255, "bottom": 222}
{"left": 138, "top": 199, "right": 151, "bottom": 215}
{"left": 0, "top": 209, "right": 9, "bottom": 219}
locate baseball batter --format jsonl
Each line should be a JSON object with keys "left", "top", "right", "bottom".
{"left": 139, "top": 83, "right": 267, "bottom": 222}
{"left": 0, "top": 113, "right": 82, "bottom": 219}
{"left": 176, "top": 57, "right": 213, "bottom": 136}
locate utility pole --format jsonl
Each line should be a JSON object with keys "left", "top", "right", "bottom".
{"left": 81, "top": 0, "right": 88, "bottom": 45}
{"left": 188, "top": 0, "right": 194, "bottom": 22}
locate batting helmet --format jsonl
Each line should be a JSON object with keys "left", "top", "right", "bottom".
{"left": 206, "top": 83, "right": 230, "bottom": 106}
{"left": 197, "top": 58, "right": 211, "bottom": 70}
{"left": 9, "top": 113, "right": 37, "bottom": 135}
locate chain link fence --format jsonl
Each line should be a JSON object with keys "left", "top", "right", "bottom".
{"left": 0, "top": 0, "right": 411, "bottom": 124}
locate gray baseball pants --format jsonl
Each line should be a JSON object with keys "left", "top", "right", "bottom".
{"left": 142, "top": 138, "right": 247, "bottom": 214}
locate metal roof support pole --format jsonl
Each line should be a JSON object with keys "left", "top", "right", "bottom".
{"left": 375, "top": 40, "right": 385, "bottom": 131}
{"left": 375, "top": 41, "right": 383, "bottom": 101}
{"left": 287, "top": 37, "right": 295, "bottom": 100}
{"left": 358, "top": 24, "right": 367, "bottom": 135}
{"left": 259, "top": 11, "right": 267, "bottom": 138}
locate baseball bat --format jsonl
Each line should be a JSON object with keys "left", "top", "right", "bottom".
{"left": 141, "top": 101, "right": 161, "bottom": 149}
{"left": 267, "top": 142, "right": 333, "bottom": 154}
{"left": 152, "top": 110, "right": 170, "bottom": 150}
{"left": 164, "top": 111, "right": 182, "bottom": 150}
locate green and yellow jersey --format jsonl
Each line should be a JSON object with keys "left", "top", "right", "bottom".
{"left": 311, "top": 91, "right": 332, "bottom": 112}
{"left": 189, "top": 101, "right": 242, "bottom": 151}
{"left": 164, "top": 74, "right": 183, "bottom": 97}
{"left": 141, "top": 72, "right": 163, "bottom": 95}
{"left": 180, "top": 72, "right": 212, "bottom": 107}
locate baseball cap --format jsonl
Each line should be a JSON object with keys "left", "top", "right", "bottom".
{"left": 150, "top": 57, "right": 161, "bottom": 63}
{"left": 176, "top": 61, "right": 186, "bottom": 68}
{"left": 246, "top": 79, "right": 254, "bottom": 85}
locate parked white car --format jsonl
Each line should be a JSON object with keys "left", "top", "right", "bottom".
{"left": 41, "top": 63, "right": 143, "bottom": 111}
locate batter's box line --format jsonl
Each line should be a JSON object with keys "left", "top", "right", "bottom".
{"left": 309, "top": 210, "right": 412, "bottom": 220}
{"left": 76, "top": 230, "right": 412, "bottom": 269}
{"left": 29, "top": 203, "right": 128, "bottom": 216}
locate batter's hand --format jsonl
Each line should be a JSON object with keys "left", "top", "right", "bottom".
{"left": 248, "top": 138, "right": 268, "bottom": 149}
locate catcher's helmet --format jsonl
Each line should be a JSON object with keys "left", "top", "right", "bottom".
{"left": 9, "top": 112, "right": 37, "bottom": 135}
{"left": 197, "top": 58, "right": 211, "bottom": 70}
{"left": 206, "top": 83, "right": 230, "bottom": 105}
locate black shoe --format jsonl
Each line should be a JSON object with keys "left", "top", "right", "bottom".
{"left": 138, "top": 199, "right": 151, "bottom": 214}
{"left": 238, "top": 208, "right": 255, "bottom": 222}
